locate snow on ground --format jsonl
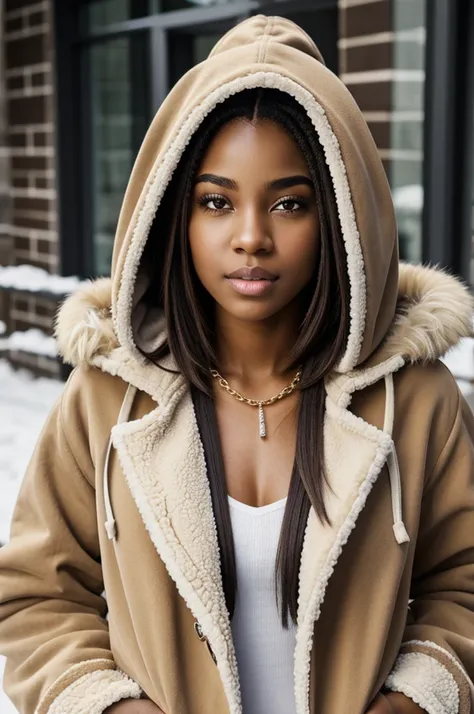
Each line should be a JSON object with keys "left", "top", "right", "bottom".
{"left": 0, "top": 360, "right": 62, "bottom": 543}
{"left": 0, "top": 360, "right": 62, "bottom": 714}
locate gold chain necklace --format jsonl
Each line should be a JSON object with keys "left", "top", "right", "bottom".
{"left": 210, "top": 367, "right": 302, "bottom": 439}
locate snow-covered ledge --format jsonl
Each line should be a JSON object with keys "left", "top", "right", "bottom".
{"left": 0, "top": 329, "right": 57, "bottom": 358}
{"left": 0, "top": 264, "right": 87, "bottom": 296}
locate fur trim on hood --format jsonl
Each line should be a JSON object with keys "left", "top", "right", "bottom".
{"left": 55, "top": 263, "right": 473, "bottom": 373}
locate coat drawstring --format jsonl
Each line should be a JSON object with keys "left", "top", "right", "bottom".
{"left": 383, "top": 374, "right": 410, "bottom": 545}
{"left": 103, "top": 378, "right": 408, "bottom": 545}
{"left": 104, "top": 383, "right": 137, "bottom": 541}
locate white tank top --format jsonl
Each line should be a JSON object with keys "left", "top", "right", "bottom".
{"left": 228, "top": 495, "right": 297, "bottom": 714}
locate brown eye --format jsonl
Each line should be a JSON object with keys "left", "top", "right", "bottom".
{"left": 198, "top": 194, "right": 231, "bottom": 212}
{"left": 273, "top": 196, "right": 307, "bottom": 213}
{"left": 208, "top": 197, "right": 228, "bottom": 210}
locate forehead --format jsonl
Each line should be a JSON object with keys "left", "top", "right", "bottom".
{"left": 198, "top": 118, "right": 310, "bottom": 174}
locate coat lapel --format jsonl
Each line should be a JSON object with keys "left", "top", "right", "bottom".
{"left": 111, "top": 378, "right": 241, "bottom": 714}
{"left": 107, "top": 357, "right": 396, "bottom": 714}
{"left": 294, "top": 388, "right": 394, "bottom": 714}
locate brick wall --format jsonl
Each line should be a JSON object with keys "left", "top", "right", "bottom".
{"left": 339, "top": 0, "right": 394, "bottom": 176}
{"left": 339, "top": 0, "right": 426, "bottom": 263}
{"left": 2, "top": 0, "right": 60, "bottom": 377}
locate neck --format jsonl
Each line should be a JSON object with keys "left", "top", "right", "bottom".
{"left": 215, "top": 304, "right": 300, "bottom": 384}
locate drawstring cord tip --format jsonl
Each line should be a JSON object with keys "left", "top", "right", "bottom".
{"left": 105, "top": 519, "right": 117, "bottom": 540}
{"left": 393, "top": 521, "right": 410, "bottom": 544}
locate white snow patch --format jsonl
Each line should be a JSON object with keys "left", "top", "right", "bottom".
{"left": 392, "top": 184, "right": 423, "bottom": 212}
{"left": 0, "top": 329, "right": 57, "bottom": 358}
{"left": 0, "top": 264, "right": 87, "bottom": 295}
{"left": 0, "top": 359, "right": 62, "bottom": 713}
{"left": 0, "top": 657, "right": 16, "bottom": 714}
{"left": 442, "top": 337, "right": 474, "bottom": 382}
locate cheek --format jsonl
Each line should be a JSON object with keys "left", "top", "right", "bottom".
{"left": 277, "top": 219, "right": 319, "bottom": 277}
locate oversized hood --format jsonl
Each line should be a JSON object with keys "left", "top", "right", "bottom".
{"left": 57, "top": 15, "right": 473, "bottom": 378}
{"left": 110, "top": 14, "right": 399, "bottom": 373}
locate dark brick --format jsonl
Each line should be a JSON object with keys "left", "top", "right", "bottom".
{"left": 8, "top": 95, "right": 47, "bottom": 124}
{"left": 10, "top": 154, "right": 48, "bottom": 171}
{"left": 13, "top": 196, "right": 51, "bottom": 212}
{"left": 9, "top": 352, "right": 60, "bottom": 379}
{"left": 35, "top": 300, "right": 55, "bottom": 318}
{"left": 346, "top": 41, "right": 392, "bottom": 73}
{"left": 8, "top": 132, "right": 27, "bottom": 147}
{"left": 348, "top": 81, "right": 391, "bottom": 112}
{"left": 31, "top": 71, "right": 48, "bottom": 87}
{"left": 13, "top": 297, "right": 29, "bottom": 312}
{"left": 34, "top": 131, "right": 49, "bottom": 147}
{"left": 35, "top": 177, "right": 49, "bottom": 189}
{"left": 5, "top": 17, "right": 23, "bottom": 34}
{"left": 14, "top": 212, "right": 50, "bottom": 230}
{"left": 341, "top": 0, "right": 392, "bottom": 38}
{"left": 11, "top": 317, "right": 35, "bottom": 332}
{"left": 14, "top": 255, "right": 50, "bottom": 271}
{"left": 11, "top": 174, "right": 29, "bottom": 188}
{"left": 37, "top": 239, "right": 52, "bottom": 255}
{"left": 29, "top": 11, "right": 45, "bottom": 27}
{"left": 367, "top": 121, "right": 390, "bottom": 149}
{"left": 6, "top": 74, "right": 24, "bottom": 91}
{"left": 14, "top": 235, "right": 31, "bottom": 252}
{"left": 5, "top": 34, "right": 44, "bottom": 67}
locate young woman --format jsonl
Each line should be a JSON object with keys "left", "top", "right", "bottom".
{"left": 1, "top": 15, "right": 474, "bottom": 714}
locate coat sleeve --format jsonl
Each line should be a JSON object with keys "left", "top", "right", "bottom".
{"left": 385, "top": 379, "right": 474, "bottom": 714}
{"left": 0, "top": 373, "right": 142, "bottom": 714}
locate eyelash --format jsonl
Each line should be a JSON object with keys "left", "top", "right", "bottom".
{"left": 197, "top": 193, "right": 230, "bottom": 213}
{"left": 197, "top": 193, "right": 309, "bottom": 214}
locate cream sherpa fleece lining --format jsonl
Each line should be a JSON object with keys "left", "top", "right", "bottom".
{"left": 113, "top": 71, "right": 366, "bottom": 374}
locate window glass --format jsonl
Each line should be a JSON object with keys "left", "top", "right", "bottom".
{"left": 390, "top": 0, "right": 426, "bottom": 263}
{"left": 86, "top": 35, "right": 150, "bottom": 275}
{"left": 82, "top": 0, "right": 149, "bottom": 32}
{"left": 168, "top": 29, "right": 228, "bottom": 87}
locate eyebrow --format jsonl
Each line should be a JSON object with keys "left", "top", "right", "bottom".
{"left": 194, "top": 173, "right": 314, "bottom": 191}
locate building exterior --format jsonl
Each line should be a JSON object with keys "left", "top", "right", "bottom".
{"left": 0, "top": 0, "right": 472, "bottom": 377}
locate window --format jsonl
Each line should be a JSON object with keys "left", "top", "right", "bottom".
{"left": 390, "top": 0, "right": 426, "bottom": 264}
{"left": 83, "top": 35, "right": 150, "bottom": 275}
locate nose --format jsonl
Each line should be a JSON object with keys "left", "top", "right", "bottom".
{"left": 230, "top": 207, "right": 273, "bottom": 255}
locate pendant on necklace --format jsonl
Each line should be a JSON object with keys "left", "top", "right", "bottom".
{"left": 258, "top": 402, "right": 266, "bottom": 439}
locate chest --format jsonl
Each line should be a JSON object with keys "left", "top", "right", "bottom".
{"left": 213, "top": 390, "right": 299, "bottom": 506}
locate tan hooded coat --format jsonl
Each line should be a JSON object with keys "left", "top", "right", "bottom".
{"left": 1, "top": 15, "right": 474, "bottom": 714}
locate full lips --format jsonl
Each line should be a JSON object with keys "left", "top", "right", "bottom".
{"left": 226, "top": 277, "right": 277, "bottom": 296}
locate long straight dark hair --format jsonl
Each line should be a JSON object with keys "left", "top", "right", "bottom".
{"left": 140, "top": 88, "right": 350, "bottom": 627}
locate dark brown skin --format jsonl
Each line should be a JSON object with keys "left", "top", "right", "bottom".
{"left": 105, "top": 119, "right": 425, "bottom": 714}
{"left": 189, "top": 118, "right": 318, "bottom": 507}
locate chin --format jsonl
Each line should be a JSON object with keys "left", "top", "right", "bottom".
{"left": 221, "top": 300, "right": 285, "bottom": 323}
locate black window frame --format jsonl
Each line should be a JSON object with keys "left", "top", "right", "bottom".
{"left": 422, "top": 0, "right": 474, "bottom": 280}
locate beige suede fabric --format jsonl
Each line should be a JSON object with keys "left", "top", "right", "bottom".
{"left": 1, "top": 15, "right": 474, "bottom": 714}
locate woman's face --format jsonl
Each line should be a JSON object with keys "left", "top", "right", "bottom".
{"left": 188, "top": 118, "right": 320, "bottom": 325}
